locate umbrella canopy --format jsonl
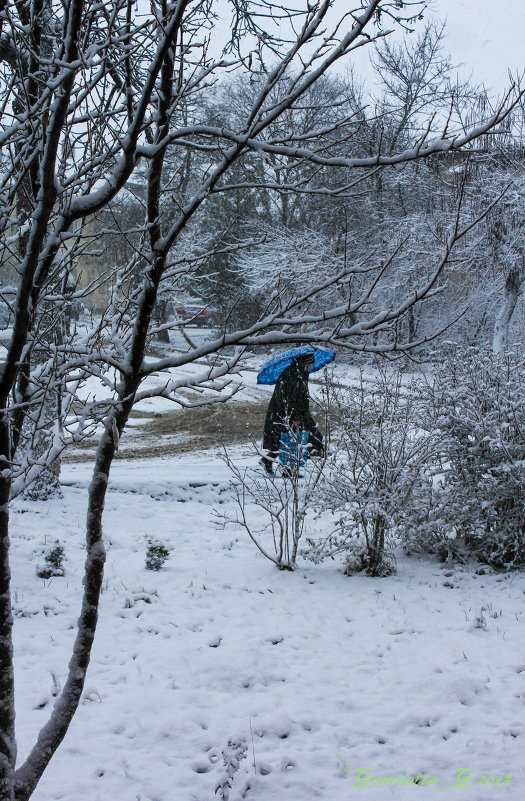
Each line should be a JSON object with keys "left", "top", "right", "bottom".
{"left": 257, "top": 346, "right": 336, "bottom": 385}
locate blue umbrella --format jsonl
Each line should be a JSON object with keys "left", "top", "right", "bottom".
{"left": 257, "top": 345, "right": 336, "bottom": 385}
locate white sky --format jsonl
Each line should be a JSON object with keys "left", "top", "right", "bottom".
{"left": 420, "top": 0, "right": 523, "bottom": 95}
{"left": 345, "top": 0, "right": 524, "bottom": 98}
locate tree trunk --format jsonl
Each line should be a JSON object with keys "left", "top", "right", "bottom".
{"left": 153, "top": 298, "right": 171, "bottom": 344}
{"left": 0, "top": 417, "right": 15, "bottom": 801}
{"left": 368, "top": 514, "right": 386, "bottom": 576}
{"left": 493, "top": 263, "right": 524, "bottom": 355}
{"left": 13, "top": 414, "right": 122, "bottom": 800}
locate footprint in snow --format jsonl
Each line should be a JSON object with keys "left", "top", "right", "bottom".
{"left": 191, "top": 761, "right": 211, "bottom": 774}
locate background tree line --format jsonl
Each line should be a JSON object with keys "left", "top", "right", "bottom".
{"left": 82, "top": 20, "right": 525, "bottom": 355}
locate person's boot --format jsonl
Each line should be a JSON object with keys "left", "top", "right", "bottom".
{"left": 261, "top": 457, "right": 274, "bottom": 475}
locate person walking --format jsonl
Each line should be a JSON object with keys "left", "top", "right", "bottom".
{"left": 261, "top": 352, "right": 323, "bottom": 474}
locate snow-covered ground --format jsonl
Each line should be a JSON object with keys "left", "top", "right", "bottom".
{"left": 65, "top": 356, "right": 372, "bottom": 462}
{"left": 10, "top": 443, "right": 525, "bottom": 801}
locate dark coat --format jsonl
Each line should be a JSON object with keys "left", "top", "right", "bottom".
{"left": 262, "top": 358, "right": 323, "bottom": 454}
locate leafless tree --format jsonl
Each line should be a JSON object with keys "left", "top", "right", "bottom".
{"left": 219, "top": 423, "right": 328, "bottom": 570}
{"left": 0, "top": 1, "right": 522, "bottom": 798}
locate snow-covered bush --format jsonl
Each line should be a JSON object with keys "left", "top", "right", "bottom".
{"left": 424, "top": 348, "right": 525, "bottom": 569}
{"left": 309, "top": 369, "right": 434, "bottom": 576}
{"left": 145, "top": 538, "right": 171, "bottom": 571}
{"left": 37, "top": 541, "right": 66, "bottom": 579}
{"left": 21, "top": 421, "right": 63, "bottom": 502}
